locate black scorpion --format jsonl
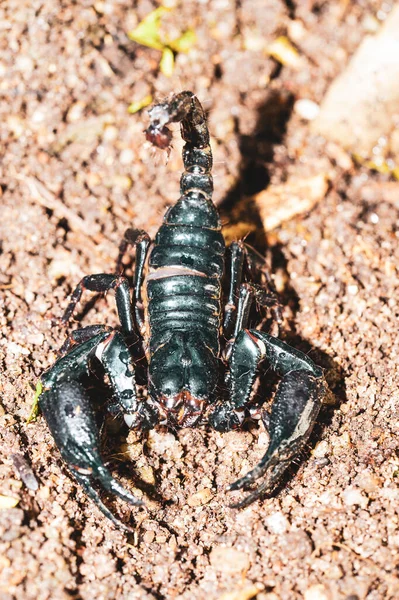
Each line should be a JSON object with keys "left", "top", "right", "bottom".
{"left": 39, "top": 92, "right": 326, "bottom": 529}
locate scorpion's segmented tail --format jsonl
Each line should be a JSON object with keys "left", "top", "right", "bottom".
{"left": 145, "top": 92, "right": 224, "bottom": 356}
{"left": 146, "top": 91, "right": 213, "bottom": 205}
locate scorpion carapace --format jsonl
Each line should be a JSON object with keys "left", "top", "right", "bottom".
{"left": 39, "top": 91, "right": 326, "bottom": 529}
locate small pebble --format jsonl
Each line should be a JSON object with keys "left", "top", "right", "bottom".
{"left": 0, "top": 495, "right": 20, "bottom": 509}
{"left": 266, "top": 511, "right": 289, "bottom": 534}
{"left": 218, "top": 584, "right": 263, "bottom": 600}
{"left": 370, "top": 212, "right": 379, "bottom": 224}
{"left": 313, "top": 440, "right": 329, "bottom": 458}
{"left": 5, "top": 341, "right": 30, "bottom": 356}
{"left": 304, "top": 584, "right": 331, "bottom": 600}
{"left": 279, "top": 531, "right": 313, "bottom": 560}
{"left": 294, "top": 98, "right": 320, "bottom": 121}
{"left": 120, "top": 148, "right": 135, "bottom": 164}
{"left": 210, "top": 546, "right": 250, "bottom": 573}
{"left": 313, "top": 457, "right": 330, "bottom": 467}
{"left": 143, "top": 530, "right": 155, "bottom": 544}
{"left": 347, "top": 284, "right": 358, "bottom": 296}
{"left": 342, "top": 486, "right": 368, "bottom": 508}
{"left": 137, "top": 465, "right": 155, "bottom": 485}
{"left": 26, "top": 333, "right": 44, "bottom": 346}
{"left": 187, "top": 488, "right": 213, "bottom": 507}
{"left": 66, "top": 101, "right": 85, "bottom": 123}
{"left": 11, "top": 454, "right": 39, "bottom": 491}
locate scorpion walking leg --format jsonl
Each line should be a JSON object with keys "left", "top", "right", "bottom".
{"left": 116, "top": 228, "right": 151, "bottom": 332}
{"left": 61, "top": 274, "right": 135, "bottom": 336}
{"left": 40, "top": 331, "right": 145, "bottom": 527}
{"left": 243, "top": 243, "right": 283, "bottom": 333}
{"left": 224, "top": 329, "right": 325, "bottom": 508}
{"left": 223, "top": 278, "right": 281, "bottom": 362}
{"left": 223, "top": 242, "right": 246, "bottom": 339}
{"left": 211, "top": 284, "right": 255, "bottom": 430}
{"left": 223, "top": 241, "right": 282, "bottom": 341}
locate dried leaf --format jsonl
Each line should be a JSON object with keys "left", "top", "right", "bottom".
{"left": 187, "top": 488, "right": 213, "bottom": 507}
{"left": 11, "top": 454, "right": 39, "bottom": 491}
{"left": 222, "top": 222, "right": 257, "bottom": 245}
{"left": 267, "top": 36, "right": 302, "bottom": 69}
{"left": 254, "top": 174, "right": 329, "bottom": 232}
{"left": 128, "top": 94, "right": 153, "bottom": 114}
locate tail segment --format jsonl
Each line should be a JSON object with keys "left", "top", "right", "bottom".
{"left": 146, "top": 91, "right": 213, "bottom": 203}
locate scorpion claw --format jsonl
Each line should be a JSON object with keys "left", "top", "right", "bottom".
{"left": 40, "top": 380, "right": 143, "bottom": 527}
{"left": 72, "top": 470, "right": 137, "bottom": 532}
{"left": 227, "top": 452, "right": 278, "bottom": 496}
{"left": 227, "top": 361, "right": 325, "bottom": 507}
{"left": 92, "top": 465, "right": 144, "bottom": 508}
{"left": 228, "top": 457, "right": 290, "bottom": 509}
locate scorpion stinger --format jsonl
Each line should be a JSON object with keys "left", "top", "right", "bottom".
{"left": 38, "top": 91, "right": 326, "bottom": 528}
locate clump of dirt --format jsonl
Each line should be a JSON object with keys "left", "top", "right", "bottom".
{"left": 1, "top": 1, "right": 398, "bottom": 599}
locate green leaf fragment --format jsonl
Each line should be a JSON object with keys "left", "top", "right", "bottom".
{"left": 128, "top": 7, "right": 196, "bottom": 76}
{"left": 354, "top": 153, "right": 398, "bottom": 179}
{"left": 0, "top": 495, "right": 19, "bottom": 509}
{"left": 168, "top": 29, "right": 197, "bottom": 53}
{"left": 27, "top": 381, "right": 42, "bottom": 423}
{"left": 128, "top": 94, "right": 153, "bottom": 114}
{"left": 364, "top": 159, "right": 392, "bottom": 175}
{"left": 160, "top": 47, "right": 175, "bottom": 77}
{"left": 128, "top": 7, "right": 170, "bottom": 51}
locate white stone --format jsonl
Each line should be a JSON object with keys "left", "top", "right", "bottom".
{"left": 265, "top": 511, "right": 289, "bottom": 534}
{"left": 294, "top": 98, "right": 320, "bottom": 121}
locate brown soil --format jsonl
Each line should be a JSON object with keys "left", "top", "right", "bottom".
{"left": 0, "top": 2, "right": 398, "bottom": 599}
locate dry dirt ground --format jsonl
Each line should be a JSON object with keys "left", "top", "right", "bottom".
{"left": 1, "top": 1, "right": 399, "bottom": 599}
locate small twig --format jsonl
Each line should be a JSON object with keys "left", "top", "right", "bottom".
{"left": 19, "top": 175, "right": 103, "bottom": 246}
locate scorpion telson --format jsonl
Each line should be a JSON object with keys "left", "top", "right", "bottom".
{"left": 39, "top": 91, "right": 326, "bottom": 529}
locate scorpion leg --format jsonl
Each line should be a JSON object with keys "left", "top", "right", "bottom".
{"left": 225, "top": 329, "right": 325, "bottom": 508}
{"left": 243, "top": 243, "right": 283, "bottom": 333}
{"left": 211, "top": 284, "right": 255, "bottom": 430}
{"left": 223, "top": 283, "right": 253, "bottom": 362}
{"left": 223, "top": 241, "right": 282, "bottom": 342}
{"left": 40, "top": 331, "right": 146, "bottom": 527}
{"left": 61, "top": 274, "right": 135, "bottom": 336}
{"left": 116, "top": 228, "right": 151, "bottom": 332}
{"left": 223, "top": 242, "right": 245, "bottom": 339}
{"left": 223, "top": 278, "right": 281, "bottom": 362}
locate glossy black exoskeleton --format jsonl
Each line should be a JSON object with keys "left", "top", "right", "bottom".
{"left": 39, "top": 92, "right": 325, "bottom": 529}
